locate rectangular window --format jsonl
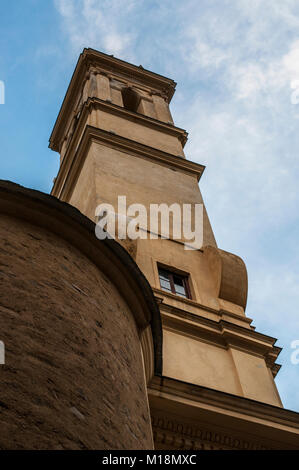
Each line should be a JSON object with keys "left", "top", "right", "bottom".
{"left": 158, "top": 267, "right": 191, "bottom": 299}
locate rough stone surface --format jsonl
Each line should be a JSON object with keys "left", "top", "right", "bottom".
{"left": 0, "top": 214, "right": 153, "bottom": 449}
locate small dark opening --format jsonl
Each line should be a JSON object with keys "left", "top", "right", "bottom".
{"left": 121, "top": 87, "right": 140, "bottom": 113}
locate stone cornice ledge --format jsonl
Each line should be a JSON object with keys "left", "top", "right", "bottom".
{"left": 149, "top": 375, "right": 299, "bottom": 432}
{"left": 151, "top": 417, "right": 268, "bottom": 450}
{"left": 153, "top": 287, "right": 252, "bottom": 324}
{"left": 52, "top": 125, "right": 205, "bottom": 200}
{"left": 88, "top": 97, "right": 188, "bottom": 147}
{"left": 49, "top": 47, "right": 177, "bottom": 152}
{"left": 82, "top": 48, "right": 177, "bottom": 101}
{"left": 157, "top": 298, "right": 281, "bottom": 375}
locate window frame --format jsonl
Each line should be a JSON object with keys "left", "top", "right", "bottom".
{"left": 158, "top": 266, "right": 192, "bottom": 300}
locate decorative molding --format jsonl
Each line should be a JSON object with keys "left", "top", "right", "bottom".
{"left": 149, "top": 376, "right": 299, "bottom": 449}
{"left": 154, "top": 294, "right": 281, "bottom": 375}
{"left": 89, "top": 97, "right": 188, "bottom": 145}
{"left": 51, "top": 92, "right": 188, "bottom": 154}
{"left": 151, "top": 415, "right": 269, "bottom": 450}
{"left": 152, "top": 287, "right": 250, "bottom": 322}
{"left": 141, "top": 325, "right": 155, "bottom": 384}
{"left": 83, "top": 48, "right": 176, "bottom": 101}
{"left": 49, "top": 48, "right": 177, "bottom": 152}
{"left": 51, "top": 123, "right": 203, "bottom": 202}
{"left": 149, "top": 376, "right": 299, "bottom": 430}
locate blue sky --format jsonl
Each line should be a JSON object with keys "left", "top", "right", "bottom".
{"left": 1, "top": 0, "right": 299, "bottom": 411}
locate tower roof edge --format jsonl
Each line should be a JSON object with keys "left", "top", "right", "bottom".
{"left": 49, "top": 48, "right": 177, "bottom": 152}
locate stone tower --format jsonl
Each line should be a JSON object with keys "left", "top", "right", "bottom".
{"left": 49, "top": 48, "right": 299, "bottom": 449}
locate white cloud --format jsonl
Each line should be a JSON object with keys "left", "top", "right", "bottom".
{"left": 54, "top": 0, "right": 135, "bottom": 57}
{"left": 178, "top": 1, "right": 299, "bottom": 101}
{"left": 186, "top": 34, "right": 229, "bottom": 71}
{"left": 283, "top": 39, "right": 299, "bottom": 79}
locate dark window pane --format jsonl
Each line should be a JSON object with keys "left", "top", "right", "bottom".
{"left": 159, "top": 269, "right": 172, "bottom": 292}
{"left": 159, "top": 269, "right": 170, "bottom": 281}
{"left": 173, "top": 276, "right": 187, "bottom": 297}
{"left": 173, "top": 275, "right": 184, "bottom": 286}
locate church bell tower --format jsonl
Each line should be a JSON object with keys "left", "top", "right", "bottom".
{"left": 50, "top": 48, "right": 299, "bottom": 449}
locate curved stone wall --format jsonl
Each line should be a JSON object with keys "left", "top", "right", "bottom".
{"left": 0, "top": 181, "right": 160, "bottom": 449}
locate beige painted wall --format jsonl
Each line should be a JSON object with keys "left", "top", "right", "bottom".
{"left": 89, "top": 107, "right": 184, "bottom": 156}
{"left": 230, "top": 348, "right": 282, "bottom": 406}
{"left": 163, "top": 329, "right": 243, "bottom": 395}
{"left": 163, "top": 330, "right": 282, "bottom": 406}
{"left": 69, "top": 141, "right": 217, "bottom": 247}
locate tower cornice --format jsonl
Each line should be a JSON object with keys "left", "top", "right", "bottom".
{"left": 149, "top": 376, "right": 299, "bottom": 450}
{"left": 156, "top": 297, "right": 281, "bottom": 378}
{"left": 49, "top": 48, "right": 177, "bottom": 153}
{"left": 51, "top": 123, "right": 204, "bottom": 200}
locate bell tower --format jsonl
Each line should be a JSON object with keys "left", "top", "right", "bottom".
{"left": 50, "top": 49, "right": 299, "bottom": 450}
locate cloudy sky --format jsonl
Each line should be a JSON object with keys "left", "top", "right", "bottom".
{"left": 1, "top": 0, "right": 299, "bottom": 411}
